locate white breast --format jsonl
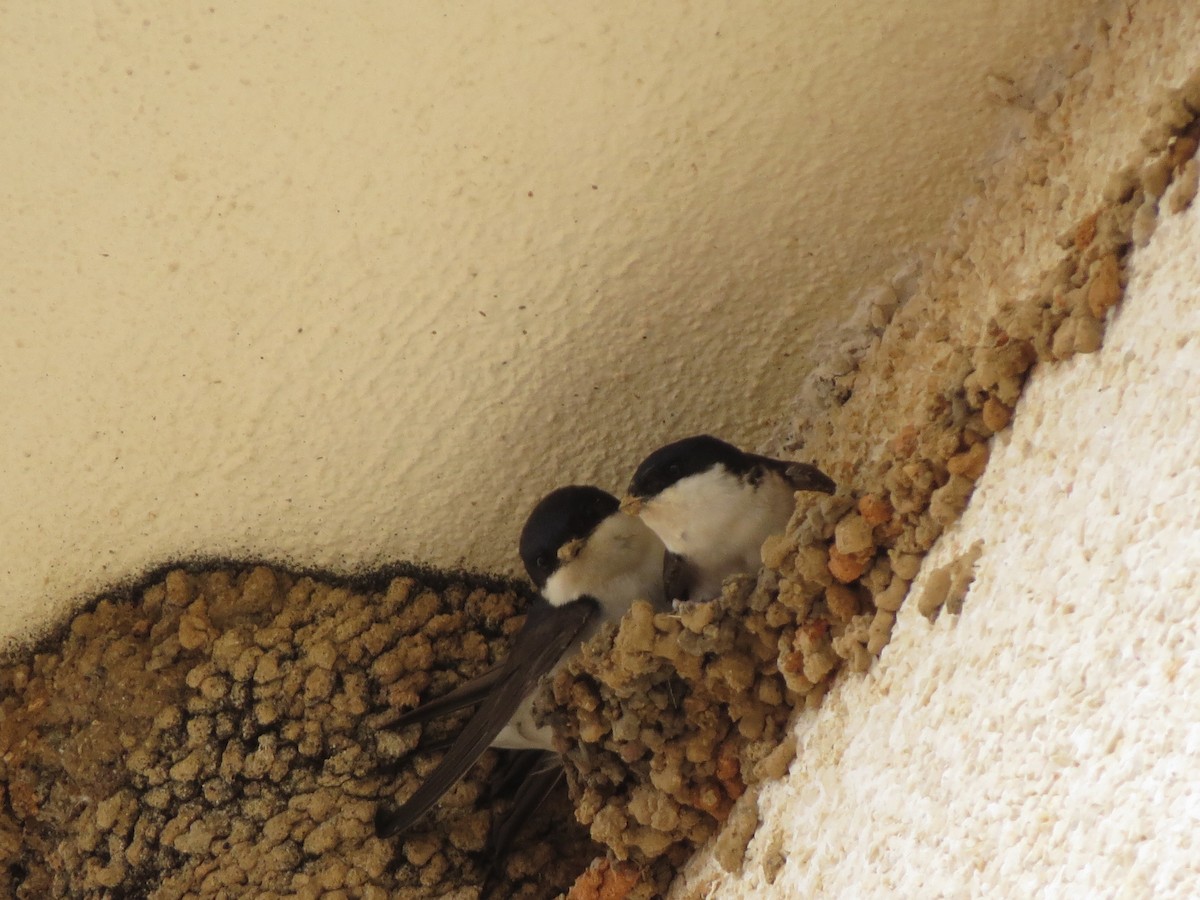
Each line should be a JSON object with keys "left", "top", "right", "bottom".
{"left": 493, "top": 697, "right": 554, "bottom": 750}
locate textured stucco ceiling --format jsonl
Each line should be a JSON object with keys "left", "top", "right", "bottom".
{"left": 2, "top": 1, "right": 1096, "bottom": 643}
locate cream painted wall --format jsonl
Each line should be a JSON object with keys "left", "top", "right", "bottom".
{"left": 2, "top": 1, "right": 1095, "bottom": 643}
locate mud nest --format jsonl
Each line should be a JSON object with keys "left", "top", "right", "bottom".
{"left": 0, "top": 566, "right": 596, "bottom": 899}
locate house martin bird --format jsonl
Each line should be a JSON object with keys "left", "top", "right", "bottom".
{"left": 624, "top": 434, "right": 836, "bottom": 602}
{"left": 374, "top": 484, "right": 668, "bottom": 844}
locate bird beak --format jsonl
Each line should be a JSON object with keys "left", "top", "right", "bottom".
{"left": 620, "top": 495, "right": 643, "bottom": 516}
{"left": 557, "top": 537, "right": 585, "bottom": 563}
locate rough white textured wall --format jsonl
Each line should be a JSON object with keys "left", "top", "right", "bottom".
{"left": 681, "top": 200, "right": 1200, "bottom": 900}
{"left": 0, "top": 2, "right": 1095, "bottom": 645}
{"left": 673, "top": 2, "right": 1200, "bottom": 895}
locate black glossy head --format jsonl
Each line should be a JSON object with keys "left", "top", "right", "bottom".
{"left": 518, "top": 485, "right": 620, "bottom": 589}
{"left": 627, "top": 434, "right": 750, "bottom": 500}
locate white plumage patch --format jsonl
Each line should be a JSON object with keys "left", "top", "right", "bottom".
{"left": 638, "top": 465, "right": 795, "bottom": 599}
{"left": 542, "top": 511, "right": 667, "bottom": 616}
{"left": 492, "top": 696, "right": 553, "bottom": 750}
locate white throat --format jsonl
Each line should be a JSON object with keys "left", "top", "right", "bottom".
{"left": 638, "top": 466, "right": 794, "bottom": 596}
{"left": 542, "top": 512, "right": 667, "bottom": 619}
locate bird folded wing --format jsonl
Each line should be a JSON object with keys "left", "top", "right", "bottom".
{"left": 374, "top": 597, "right": 598, "bottom": 838}
{"left": 392, "top": 664, "right": 509, "bottom": 730}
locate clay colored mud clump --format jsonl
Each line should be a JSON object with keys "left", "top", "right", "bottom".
{"left": 0, "top": 565, "right": 595, "bottom": 898}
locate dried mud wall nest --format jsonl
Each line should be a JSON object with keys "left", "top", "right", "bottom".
{"left": 0, "top": 566, "right": 595, "bottom": 898}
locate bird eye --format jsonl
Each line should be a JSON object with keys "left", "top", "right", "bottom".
{"left": 667, "top": 463, "right": 681, "bottom": 476}
{"left": 536, "top": 554, "right": 551, "bottom": 571}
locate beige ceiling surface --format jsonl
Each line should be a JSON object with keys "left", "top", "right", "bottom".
{"left": 1, "top": 2, "right": 1095, "bottom": 643}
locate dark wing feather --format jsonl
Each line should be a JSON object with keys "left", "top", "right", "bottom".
{"left": 392, "top": 664, "right": 509, "bottom": 731}
{"left": 481, "top": 749, "right": 547, "bottom": 803}
{"left": 782, "top": 461, "right": 836, "bottom": 494}
{"left": 749, "top": 452, "right": 836, "bottom": 495}
{"left": 484, "top": 752, "right": 564, "bottom": 869}
{"left": 374, "top": 598, "right": 597, "bottom": 839}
